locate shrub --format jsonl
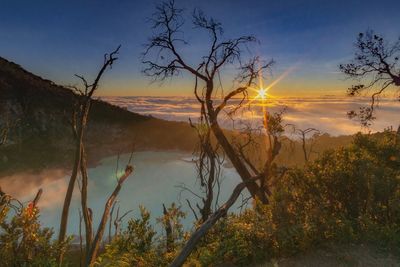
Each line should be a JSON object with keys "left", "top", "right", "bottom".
{"left": 0, "top": 199, "right": 67, "bottom": 266}
{"left": 192, "top": 131, "right": 400, "bottom": 265}
{"left": 98, "top": 204, "right": 187, "bottom": 267}
{"left": 98, "top": 132, "right": 400, "bottom": 266}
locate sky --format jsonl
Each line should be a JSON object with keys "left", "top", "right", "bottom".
{"left": 1, "top": 0, "right": 400, "bottom": 96}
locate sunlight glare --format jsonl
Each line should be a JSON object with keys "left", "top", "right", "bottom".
{"left": 257, "top": 88, "right": 268, "bottom": 100}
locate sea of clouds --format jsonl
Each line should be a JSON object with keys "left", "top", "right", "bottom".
{"left": 101, "top": 96, "right": 400, "bottom": 136}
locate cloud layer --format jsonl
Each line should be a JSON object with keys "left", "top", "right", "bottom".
{"left": 102, "top": 96, "right": 400, "bottom": 136}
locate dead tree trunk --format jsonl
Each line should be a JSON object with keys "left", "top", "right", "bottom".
{"left": 86, "top": 165, "right": 133, "bottom": 266}
{"left": 58, "top": 141, "right": 82, "bottom": 246}
{"left": 78, "top": 210, "right": 84, "bottom": 267}
{"left": 170, "top": 180, "right": 249, "bottom": 267}
{"left": 200, "top": 145, "right": 215, "bottom": 222}
{"left": 80, "top": 147, "right": 93, "bottom": 255}
{"left": 163, "top": 204, "right": 174, "bottom": 253}
{"left": 59, "top": 103, "right": 90, "bottom": 253}
{"left": 108, "top": 202, "right": 117, "bottom": 243}
{"left": 32, "top": 189, "right": 43, "bottom": 207}
{"left": 207, "top": 99, "right": 268, "bottom": 204}
{"left": 57, "top": 45, "right": 120, "bottom": 266}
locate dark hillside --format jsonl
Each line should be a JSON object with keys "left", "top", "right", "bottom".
{"left": 0, "top": 57, "right": 197, "bottom": 174}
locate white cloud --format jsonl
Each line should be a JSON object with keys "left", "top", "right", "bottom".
{"left": 102, "top": 96, "right": 400, "bottom": 136}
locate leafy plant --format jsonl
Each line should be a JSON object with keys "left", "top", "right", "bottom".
{"left": 0, "top": 196, "right": 68, "bottom": 266}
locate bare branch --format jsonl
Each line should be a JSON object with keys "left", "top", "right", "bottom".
{"left": 340, "top": 30, "right": 400, "bottom": 126}
{"left": 170, "top": 175, "right": 261, "bottom": 267}
{"left": 87, "top": 165, "right": 134, "bottom": 266}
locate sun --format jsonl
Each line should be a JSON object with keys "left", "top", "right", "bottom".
{"left": 257, "top": 88, "right": 268, "bottom": 100}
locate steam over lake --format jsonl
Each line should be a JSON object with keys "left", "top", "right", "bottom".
{"left": 0, "top": 151, "right": 246, "bottom": 235}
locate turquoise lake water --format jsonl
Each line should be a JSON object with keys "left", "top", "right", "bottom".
{"left": 1, "top": 151, "right": 249, "bottom": 235}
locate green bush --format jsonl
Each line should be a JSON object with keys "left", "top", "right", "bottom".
{"left": 0, "top": 200, "right": 67, "bottom": 266}
{"left": 97, "top": 206, "right": 158, "bottom": 266}
{"left": 97, "top": 204, "right": 188, "bottom": 267}
{"left": 190, "top": 131, "right": 400, "bottom": 265}
{"left": 5, "top": 132, "right": 396, "bottom": 266}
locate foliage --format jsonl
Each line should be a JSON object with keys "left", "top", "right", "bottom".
{"left": 278, "top": 131, "right": 400, "bottom": 240}
{"left": 188, "top": 131, "right": 400, "bottom": 266}
{"left": 0, "top": 201, "right": 68, "bottom": 267}
{"left": 156, "top": 203, "right": 186, "bottom": 256}
{"left": 97, "top": 206, "right": 158, "bottom": 266}
{"left": 97, "top": 204, "right": 190, "bottom": 266}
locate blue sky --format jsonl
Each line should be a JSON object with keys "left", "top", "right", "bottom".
{"left": 1, "top": 0, "right": 400, "bottom": 96}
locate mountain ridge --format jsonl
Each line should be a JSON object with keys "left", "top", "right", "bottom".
{"left": 0, "top": 56, "right": 198, "bottom": 175}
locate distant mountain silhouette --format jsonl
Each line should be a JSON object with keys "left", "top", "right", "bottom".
{"left": 0, "top": 57, "right": 197, "bottom": 175}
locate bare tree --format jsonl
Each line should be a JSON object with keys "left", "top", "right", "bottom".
{"left": 171, "top": 112, "right": 288, "bottom": 265}
{"left": 63, "top": 47, "right": 136, "bottom": 266}
{"left": 108, "top": 201, "right": 134, "bottom": 243}
{"left": 57, "top": 45, "right": 121, "bottom": 264}
{"left": 143, "top": 0, "right": 275, "bottom": 204}
{"left": 178, "top": 83, "right": 224, "bottom": 223}
{"left": 78, "top": 146, "right": 94, "bottom": 260}
{"left": 184, "top": 115, "right": 223, "bottom": 223}
{"left": 289, "top": 127, "right": 320, "bottom": 163}
{"left": 113, "top": 206, "right": 133, "bottom": 237}
{"left": 142, "top": 3, "right": 288, "bottom": 264}
{"left": 339, "top": 30, "right": 400, "bottom": 132}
